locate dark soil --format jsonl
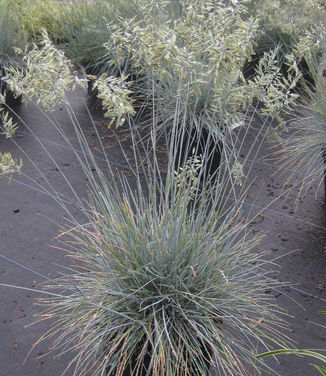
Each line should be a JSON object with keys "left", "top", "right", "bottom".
{"left": 0, "top": 90, "right": 325, "bottom": 376}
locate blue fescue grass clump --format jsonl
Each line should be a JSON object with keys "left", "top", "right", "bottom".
{"left": 24, "top": 106, "right": 291, "bottom": 376}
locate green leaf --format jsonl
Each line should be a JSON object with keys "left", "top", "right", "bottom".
{"left": 258, "top": 349, "right": 326, "bottom": 364}
{"left": 312, "top": 364, "right": 326, "bottom": 376}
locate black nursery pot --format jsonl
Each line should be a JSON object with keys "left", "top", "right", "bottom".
{"left": 104, "top": 339, "right": 152, "bottom": 376}
{"left": 173, "top": 126, "right": 223, "bottom": 180}
{"left": 105, "top": 353, "right": 151, "bottom": 376}
{"left": 87, "top": 76, "right": 98, "bottom": 97}
{"left": 105, "top": 342, "right": 212, "bottom": 375}
{"left": 0, "top": 64, "right": 22, "bottom": 108}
